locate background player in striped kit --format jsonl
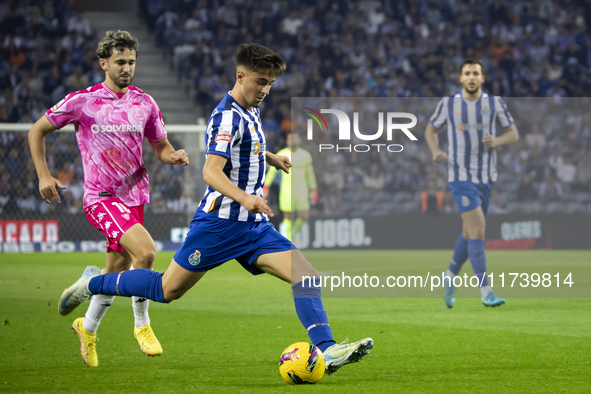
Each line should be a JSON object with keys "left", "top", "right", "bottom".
{"left": 58, "top": 44, "right": 373, "bottom": 375}
{"left": 29, "top": 30, "right": 188, "bottom": 366}
{"left": 425, "top": 59, "right": 519, "bottom": 308}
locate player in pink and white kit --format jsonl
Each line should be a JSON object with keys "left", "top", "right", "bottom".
{"left": 28, "top": 30, "right": 188, "bottom": 367}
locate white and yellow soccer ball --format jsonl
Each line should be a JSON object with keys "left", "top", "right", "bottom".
{"left": 278, "top": 342, "right": 325, "bottom": 385}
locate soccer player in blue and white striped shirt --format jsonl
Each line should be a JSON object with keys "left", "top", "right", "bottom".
{"left": 425, "top": 59, "right": 519, "bottom": 308}
{"left": 59, "top": 44, "right": 373, "bottom": 374}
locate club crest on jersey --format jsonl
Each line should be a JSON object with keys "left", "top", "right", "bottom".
{"left": 461, "top": 196, "right": 470, "bottom": 207}
{"left": 481, "top": 106, "right": 491, "bottom": 116}
{"left": 188, "top": 250, "right": 201, "bottom": 266}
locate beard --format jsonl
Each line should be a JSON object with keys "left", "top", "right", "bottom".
{"left": 111, "top": 73, "right": 132, "bottom": 89}
{"left": 464, "top": 84, "right": 479, "bottom": 94}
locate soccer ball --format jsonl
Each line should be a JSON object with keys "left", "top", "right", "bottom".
{"left": 278, "top": 342, "right": 325, "bottom": 385}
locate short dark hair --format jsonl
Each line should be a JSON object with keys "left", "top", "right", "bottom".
{"left": 96, "top": 30, "right": 139, "bottom": 59}
{"left": 460, "top": 58, "right": 484, "bottom": 74}
{"left": 236, "top": 44, "right": 286, "bottom": 77}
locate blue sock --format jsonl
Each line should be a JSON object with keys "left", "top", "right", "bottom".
{"left": 448, "top": 234, "right": 468, "bottom": 275}
{"left": 468, "top": 239, "right": 489, "bottom": 286}
{"left": 292, "top": 278, "right": 336, "bottom": 352}
{"left": 88, "top": 269, "right": 168, "bottom": 303}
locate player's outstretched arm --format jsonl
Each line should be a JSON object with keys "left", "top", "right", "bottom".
{"left": 150, "top": 138, "right": 189, "bottom": 166}
{"left": 482, "top": 124, "right": 519, "bottom": 148}
{"left": 203, "top": 154, "right": 274, "bottom": 217}
{"left": 28, "top": 116, "right": 66, "bottom": 204}
{"left": 266, "top": 151, "right": 291, "bottom": 174}
{"left": 424, "top": 122, "right": 448, "bottom": 163}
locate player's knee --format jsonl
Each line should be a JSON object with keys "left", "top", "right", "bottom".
{"left": 105, "top": 256, "right": 131, "bottom": 273}
{"left": 162, "top": 292, "right": 175, "bottom": 303}
{"left": 296, "top": 267, "right": 319, "bottom": 281}
{"left": 471, "top": 227, "right": 485, "bottom": 239}
{"left": 135, "top": 249, "right": 156, "bottom": 269}
{"left": 163, "top": 286, "right": 184, "bottom": 302}
{"left": 292, "top": 253, "right": 319, "bottom": 280}
{"left": 106, "top": 263, "right": 128, "bottom": 273}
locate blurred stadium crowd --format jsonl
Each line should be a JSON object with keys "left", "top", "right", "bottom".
{"left": 299, "top": 98, "right": 591, "bottom": 216}
{"left": 1, "top": 0, "right": 590, "bottom": 216}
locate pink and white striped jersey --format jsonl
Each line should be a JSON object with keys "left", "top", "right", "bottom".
{"left": 45, "top": 82, "right": 167, "bottom": 208}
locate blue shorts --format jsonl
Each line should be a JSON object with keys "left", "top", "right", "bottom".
{"left": 448, "top": 181, "right": 492, "bottom": 215}
{"left": 174, "top": 210, "right": 294, "bottom": 274}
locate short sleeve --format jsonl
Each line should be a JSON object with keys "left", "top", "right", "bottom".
{"left": 206, "top": 109, "right": 241, "bottom": 159}
{"left": 429, "top": 98, "right": 447, "bottom": 128}
{"left": 496, "top": 97, "right": 514, "bottom": 128}
{"left": 144, "top": 95, "right": 168, "bottom": 143}
{"left": 44, "top": 92, "right": 84, "bottom": 129}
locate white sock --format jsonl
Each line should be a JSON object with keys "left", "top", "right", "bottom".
{"left": 480, "top": 284, "right": 492, "bottom": 298}
{"left": 130, "top": 265, "right": 151, "bottom": 328}
{"left": 445, "top": 269, "right": 456, "bottom": 279}
{"left": 83, "top": 294, "right": 116, "bottom": 334}
{"left": 132, "top": 296, "right": 150, "bottom": 328}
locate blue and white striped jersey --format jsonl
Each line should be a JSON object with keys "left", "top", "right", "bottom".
{"left": 197, "top": 92, "right": 267, "bottom": 222}
{"left": 430, "top": 92, "right": 514, "bottom": 184}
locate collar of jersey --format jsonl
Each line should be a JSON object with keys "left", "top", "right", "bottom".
{"left": 227, "top": 91, "right": 255, "bottom": 115}
{"left": 460, "top": 90, "right": 486, "bottom": 104}
{"left": 102, "top": 82, "right": 130, "bottom": 100}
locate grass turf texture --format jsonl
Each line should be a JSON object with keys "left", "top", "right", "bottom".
{"left": 1, "top": 251, "right": 590, "bottom": 394}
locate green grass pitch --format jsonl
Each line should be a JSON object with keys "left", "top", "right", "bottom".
{"left": 1, "top": 251, "right": 590, "bottom": 393}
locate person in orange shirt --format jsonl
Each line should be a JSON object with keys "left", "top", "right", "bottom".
{"left": 489, "top": 37, "right": 507, "bottom": 63}
{"left": 56, "top": 162, "right": 75, "bottom": 186}
{"left": 9, "top": 43, "right": 25, "bottom": 68}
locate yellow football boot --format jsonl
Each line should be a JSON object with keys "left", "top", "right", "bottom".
{"left": 72, "top": 317, "right": 98, "bottom": 367}
{"left": 134, "top": 325, "right": 163, "bottom": 356}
